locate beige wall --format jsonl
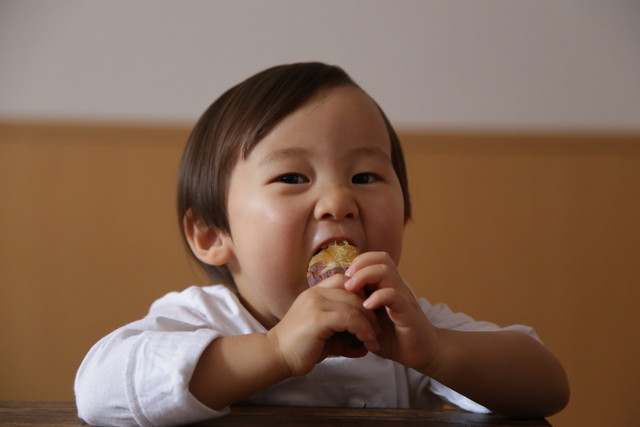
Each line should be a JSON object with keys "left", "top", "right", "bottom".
{"left": 1, "top": 122, "right": 638, "bottom": 426}
{"left": 2, "top": 2, "right": 639, "bottom": 132}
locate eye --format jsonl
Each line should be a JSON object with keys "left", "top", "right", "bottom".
{"left": 276, "top": 173, "right": 309, "bottom": 184}
{"left": 352, "top": 173, "right": 378, "bottom": 184}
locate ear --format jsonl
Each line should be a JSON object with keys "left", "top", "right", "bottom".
{"left": 183, "top": 210, "right": 233, "bottom": 266}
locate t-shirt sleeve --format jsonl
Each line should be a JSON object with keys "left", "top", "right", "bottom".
{"left": 420, "top": 299, "right": 538, "bottom": 337}
{"left": 416, "top": 298, "right": 539, "bottom": 413}
{"left": 74, "top": 286, "right": 251, "bottom": 426}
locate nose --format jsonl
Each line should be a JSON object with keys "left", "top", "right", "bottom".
{"left": 314, "top": 185, "right": 359, "bottom": 221}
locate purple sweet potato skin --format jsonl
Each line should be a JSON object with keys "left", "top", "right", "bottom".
{"left": 306, "top": 258, "right": 363, "bottom": 348}
{"left": 306, "top": 265, "right": 347, "bottom": 287}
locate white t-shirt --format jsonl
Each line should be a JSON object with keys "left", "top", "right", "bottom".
{"left": 75, "top": 285, "right": 537, "bottom": 427}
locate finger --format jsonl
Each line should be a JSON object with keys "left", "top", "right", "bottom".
{"left": 345, "top": 251, "right": 394, "bottom": 277}
{"left": 363, "top": 288, "right": 422, "bottom": 330}
{"left": 310, "top": 278, "right": 382, "bottom": 345}
{"left": 363, "top": 288, "right": 411, "bottom": 316}
{"left": 315, "top": 273, "right": 349, "bottom": 289}
{"left": 345, "top": 263, "right": 399, "bottom": 293}
{"left": 315, "top": 286, "right": 381, "bottom": 335}
{"left": 320, "top": 295, "right": 382, "bottom": 336}
{"left": 324, "top": 333, "right": 369, "bottom": 359}
{"left": 314, "top": 285, "right": 366, "bottom": 308}
{"left": 321, "top": 309, "right": 380, "bottom": 352}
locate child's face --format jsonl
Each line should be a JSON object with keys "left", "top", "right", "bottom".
{"left": 222, "top": 86, "right": 405, "bottom": 328}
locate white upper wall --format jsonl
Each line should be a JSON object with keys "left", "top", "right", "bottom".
{"left": 1, "top": 0, "right": 639, "bottom": 131}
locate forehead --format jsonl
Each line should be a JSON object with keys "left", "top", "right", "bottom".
{"left": 249, "top": 86, "right": 391, "bottom": 160}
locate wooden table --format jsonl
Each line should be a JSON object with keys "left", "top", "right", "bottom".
{"left": 0, "top": 401, "right": 550, "bottom": 426}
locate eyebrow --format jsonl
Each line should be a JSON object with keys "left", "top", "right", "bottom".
{"left": 257, "top": 147, "right": 310, "bottom": 168}
{"left": 352, "top": 146, "right": 392, "bottom": 162}
{"left": 258, "top": 145, "right": 391, "bottom": 167}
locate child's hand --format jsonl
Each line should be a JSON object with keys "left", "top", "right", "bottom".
{"left": 344, "top": 252, "right": 441, "bottom": 373}
{"left": 267, "top": 275, "right": 381, "bottom": 377}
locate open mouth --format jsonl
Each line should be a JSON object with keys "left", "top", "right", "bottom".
{"left": 313, "top": 240, "right": 354, "bottom": 256}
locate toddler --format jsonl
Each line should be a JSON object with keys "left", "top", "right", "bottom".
{"left": 75, "top": 62, "right": 569, "bottom": 426}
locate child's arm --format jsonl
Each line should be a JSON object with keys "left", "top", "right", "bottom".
{"left": 424, "top": 328, "right": 569, "bottom": 417}
{"left": 190, "top": 274, "right": 380, "bottom": 410}
{"left": 75, "top": 294, "right": 226, "bottom": 425}
{"left": 188, "top": 333, "right": 291, "bottom": 410}
{"left": 345, "top": 251, "right": 570, "bottom": 418}
{"left": 75, "top": 284, "right": 375, "bottom": 425}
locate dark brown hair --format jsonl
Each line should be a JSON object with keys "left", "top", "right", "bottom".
{"left": 177, "top": 62, "right": 411, "bottom": 285}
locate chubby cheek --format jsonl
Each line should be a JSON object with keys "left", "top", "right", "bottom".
{"left": 229, "top": 196, "right": 308, "bottom": 282}
{"left": 367, "top": 197, "right": 405, "bottom": 264}
{"left": 232, "top": 203, "right": 299, "bottom": 268}
{"left": 228, "top": 215, "right": 306, "bottom": 325}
